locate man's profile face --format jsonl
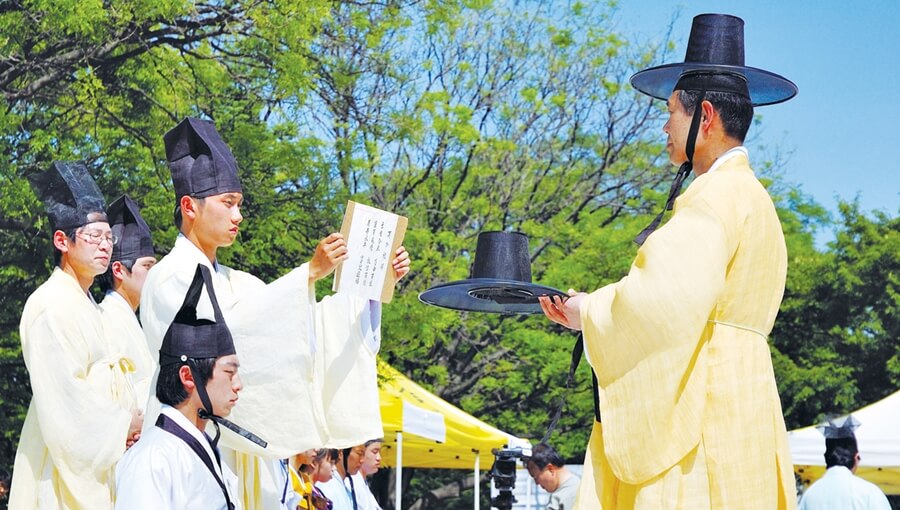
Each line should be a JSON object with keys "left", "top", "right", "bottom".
{"left": 664, "top": 91, "right": 692, "bottom": 166}
{"left": 360, "top": 442, "right": 382, "bottom": 476}
{"left": 526, "top": 460, "right": 560, "bottom": 493}
{"left": 61, "top": 221, "right": 114, "bottom": 277}
{"left": 206, "top": 354, "right": 242, "bottom": 417}
{"left": 347, "top": 445, "right": 366, "bottom": 475}
{"left": 118, "top": 255, "right": 157, "bottom": 299}
{"left": 192, "top": 192, "right": 244, "bottom": 249}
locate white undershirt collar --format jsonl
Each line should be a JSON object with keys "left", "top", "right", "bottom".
{"left": 707, "top": 146, "right": 748, "bottom": 173}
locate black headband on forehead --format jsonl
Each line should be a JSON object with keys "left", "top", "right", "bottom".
{"left": 675, "top": 70, "right": 750, "bottom": 99}
{"left": 28, "top": 161, "right": 107, "bottom": 231}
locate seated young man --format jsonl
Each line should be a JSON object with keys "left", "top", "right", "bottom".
{"left": 315, "top": 445, "right": 368, "bottom": 510}
{"left": 115, "top": 264, "right": 264, "bottom": 510}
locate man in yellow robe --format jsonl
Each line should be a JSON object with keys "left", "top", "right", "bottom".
{"left": 10, "top": 162, "right": 142, "bottom": 509}
{"left": 540, "top": 14, "right": 798, "bottom": 509}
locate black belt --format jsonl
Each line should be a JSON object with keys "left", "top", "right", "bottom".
{"left": 156, "top": 413, "right": 236, "bottom": 510}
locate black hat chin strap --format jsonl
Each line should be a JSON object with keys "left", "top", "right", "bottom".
{"left": 189, "top": 361, "right": 268, "bottom": 449}
{"left": 634, "top": 84, "right": 708, "bottom": 246}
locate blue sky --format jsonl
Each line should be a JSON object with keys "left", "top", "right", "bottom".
{"left": 609, "top": 0, "right": 899, "bottom": 219}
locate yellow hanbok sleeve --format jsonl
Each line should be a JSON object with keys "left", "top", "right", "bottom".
{"left": 580, "top": 190, "right": 735, "bottom": 484}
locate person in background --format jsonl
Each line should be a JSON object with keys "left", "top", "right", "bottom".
{"left": 526, "top": 443, "right": 580, "bottom": 510}
{"left": 310, "top": 449, "right": 339, "bottom": 510}
{"left": 316, "top": 445, "right": 367, "bottom": 510}
{"left": 352, "top": 438, "right": 383, "bottom": 510}
{"left": 98, "top": 195, "right": 157, "bottom": 419}
{"left": 798, "top": 415, "right": 890, "bottom": 510}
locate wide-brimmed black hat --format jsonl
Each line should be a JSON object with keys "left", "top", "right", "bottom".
{"left": 163, "top": 117, "right": 242, "bottom": 200}
{"left": 419, "top": 231, "right": 564, "bottom": 314}
{"left": 108, "top": 195, "right": 154, "bottom": 262}
{"left": 29, "top": 161, "right": 107, "bottom": 231}
{"left": 630, "top": 13, "right": 797, "bottom": 106}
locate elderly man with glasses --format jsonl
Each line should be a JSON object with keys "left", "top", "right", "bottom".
{"left": 9, "top": 162, "right": 143, "bottom": 510}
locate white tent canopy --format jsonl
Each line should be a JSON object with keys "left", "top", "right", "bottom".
{"left": 789, "top": 390, "right": 900, "bottom": 494}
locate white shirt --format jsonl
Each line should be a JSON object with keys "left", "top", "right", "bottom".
{"left": 798, "top": 466, "right": 890, "bottom": 510}
{"left": 115, "top": 405, "right": 241, "bottom": 510}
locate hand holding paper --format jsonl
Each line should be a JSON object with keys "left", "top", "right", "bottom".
{"left": 392, "top": 245, "right": 410, "bottom": 280}
{"left": 309, "top": 232, "right": 349, "bottom": 283}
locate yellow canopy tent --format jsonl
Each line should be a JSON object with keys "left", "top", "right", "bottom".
{"left": 376, "top": 361, "right": 531, "bottom": 509}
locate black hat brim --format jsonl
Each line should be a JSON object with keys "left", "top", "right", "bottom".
{"left": 631, "top": 63, "right": 797, "bottom": 106}
{"left": 419, "top": 278, "right": 566, "bottom": 314}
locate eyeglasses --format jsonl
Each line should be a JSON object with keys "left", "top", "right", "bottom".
{"left": 76, "top": 231, "right": 119, "bottom": 245}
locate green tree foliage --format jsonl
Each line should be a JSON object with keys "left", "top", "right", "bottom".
{"left": 772, "top": 200, "right": 900, "bottom": 429}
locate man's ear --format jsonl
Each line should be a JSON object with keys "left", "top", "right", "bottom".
{"left": 700, "top": 100, "right": 716, "bottom": 132}
{"left": 180, "top": 195, "right": 198, "bottom": 221}
{"left": 110, "top": 260, "right": 127, "bottom": 281}
{"left": 52, "top": 230, "right": 69, "bottom": 253}
{"left": 178, "top": 365, "right": 196, "bottom": 391}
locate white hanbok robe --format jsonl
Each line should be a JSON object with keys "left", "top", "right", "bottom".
{"left": 115, "top": 405, "right": 241, "bottom": 510}
{"left": 9, "top": 268, "right": 134, "bottom": 510}
{"left": 100, "top": 290, "right": 155, "bottom": 409}
{"left": 140, "top": 235, "right": 383, "bottom": 509}
{"left": 315, "top": 473, "right": 357, "bottom": 510}
{"left": 351, "top": 472, "right": 382, "bottom": 510}
{"left": 798, "top": 466, "right": 890, "bottom": 510}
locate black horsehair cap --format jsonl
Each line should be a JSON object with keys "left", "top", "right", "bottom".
{"left": 159, "top": 264, "right": 235, "bottom": 366}
{"left": 817, "top": 414, "right": 860, "bottom": 441}
{"left": 107, "top": 195, "right": 155, "bottom": 262}
{"left": 163, "top": 117, "right": 242, "bottom": 200}
{"left": 28, "top": 161, "right": 107, "bottom": 231}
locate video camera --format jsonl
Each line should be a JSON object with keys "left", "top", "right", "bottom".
{"left": 489, "top": 446, "right": 532, "bottom": 510}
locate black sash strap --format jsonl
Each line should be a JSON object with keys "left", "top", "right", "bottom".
{"left": 541, "top": 334, "right": 601, "bottom": 444}
{"left": 156, "top": 414, "right": 236, "bottom": 510}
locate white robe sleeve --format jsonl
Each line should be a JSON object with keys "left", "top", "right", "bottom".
{"left": 114, "top": 443, "right": 179, "bottom": 509}
{"left": 22, "top": 307, "right": 133, "bottom": 484}
{"left": 317, "top": 294, "right": 384, "bottom": 448}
